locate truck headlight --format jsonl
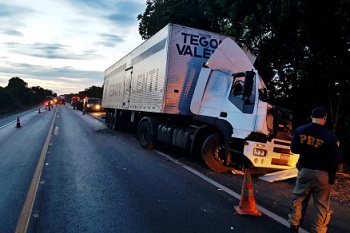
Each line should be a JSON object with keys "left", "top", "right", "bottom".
{"left": 253, "top": 148, "right": 267, "bottom": 157}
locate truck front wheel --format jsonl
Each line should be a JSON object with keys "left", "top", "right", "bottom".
{"left": 202, "top": 133, "right": 231, "bottom": 173}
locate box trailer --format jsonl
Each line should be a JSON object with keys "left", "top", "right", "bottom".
{"left": 102, "top": 23, "right": 299, "bottom": 172}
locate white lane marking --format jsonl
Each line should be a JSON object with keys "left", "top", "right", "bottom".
{"left": 0, "top": 121, "right": 15, "bottom": 130}
{"left": 0, "top": 110, "right": 34, "bottom": 130}
{"left": 15, "top": 109, "right": 57, "bottom": 233}
{"left": 154, "top": 150, "right": 309, "bottom": 233}
{"left": 54, "top": 127, "right": 59, "bottom": 135}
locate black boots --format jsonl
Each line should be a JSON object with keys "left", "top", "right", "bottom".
{"left": 290, "top": 225, "right": 299, "bottom": 233}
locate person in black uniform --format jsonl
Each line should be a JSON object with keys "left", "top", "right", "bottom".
{"left": 288, "top": 107, "right": 344, "bottom": 233}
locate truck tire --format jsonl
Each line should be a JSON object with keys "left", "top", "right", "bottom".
{"left": 111, "top": 112, "right": 116, "bottom": 129}
{"left": 182, "top": 130, "right": 192, "bottom": 150}
{"left": 138, "top": 120, "right": 155, "bottom": 150}
{"left": 202, "top": 133, "right": 231, "bottom": 173}
{"left": 176, "top": 129, "right": 186, "bottom": 148}
{"left": 105, "top": 111, "right": 108, "bottom": 124}
{"left": 114, "top": 111, "right": 125, "bottom": 131}
{"left": 172, "top": 128, "right": 180, "bottom": 146}
{"left": 166, "top": 126, "right": 174, "bottom": 144}
{"left": 106, "top": 112, "right": 111, "bottom": 127}
{"left": 157, "top": 125, "right": 164, "bottom": 142}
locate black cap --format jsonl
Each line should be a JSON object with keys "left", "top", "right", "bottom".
{"left": 311, "top": 107, "right": 328, "bottom": 118}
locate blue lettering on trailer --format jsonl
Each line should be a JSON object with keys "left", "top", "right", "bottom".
{"left": 176, "top": 32, "right": 221, "bottom": 58}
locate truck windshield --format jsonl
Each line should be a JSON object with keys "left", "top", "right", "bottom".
{"left": 88, "top": 98, "right": 100, "bottom": 104}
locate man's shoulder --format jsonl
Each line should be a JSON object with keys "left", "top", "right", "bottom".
{"left": 294, "top": 123, "right": 312, "bottom": 132}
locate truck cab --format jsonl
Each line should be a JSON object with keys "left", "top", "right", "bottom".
{"left": 85, "top": 97, "right": 102, "bottom": 112}
{"left": 190, "top": 38, "right": 299, "bottom": 172}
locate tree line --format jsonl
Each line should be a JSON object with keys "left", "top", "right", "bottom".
{"left": 63, "top": 86, "right": 103, "bottom": 104}
{"left": 0, "top": 76, "right": 104, "bottom": 115}
{"left": 0, "top": 77, "right": 55, "bottom": 115}
{"left": 137, "top": 0, "right": 350, "bottom": 165}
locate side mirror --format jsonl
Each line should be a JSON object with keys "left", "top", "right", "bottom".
{"left": 242, "top": 71, "right": 255, "bottom": 98}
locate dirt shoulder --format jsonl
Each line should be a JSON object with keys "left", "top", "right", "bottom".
{"left": 331, "top": 172, "right": 350, "bottom": 205}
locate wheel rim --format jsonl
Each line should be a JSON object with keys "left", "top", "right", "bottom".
{"left": 202, "top": 133, "right": 231, "bottom": 173}
{"left": 213, "top": 145, "right": 225, "bottom": 164}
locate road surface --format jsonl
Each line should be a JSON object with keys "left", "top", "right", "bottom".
{"left": 0, "top": 105, "right": 348, "bottom": 232}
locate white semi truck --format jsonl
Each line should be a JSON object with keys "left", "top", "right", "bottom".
{"left": 102, "top": 24, "right": 299, "bottom": 172}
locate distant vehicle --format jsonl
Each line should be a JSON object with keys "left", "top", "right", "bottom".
{"left": 55, "top": 96, "right": 66, "bottom": 105}
{"left": 85, "top": 97, "right": 102, "bottom": 112}
{"left": 45, "top": 96, "right": 54, "bottom": 110}
{"left": 44, "top": 101, "right": 51, "bottom": 109}
{"left": 71, "top": 96, "right": 80, "bottom": 110}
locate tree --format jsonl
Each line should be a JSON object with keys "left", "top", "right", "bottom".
{"left": 6, "top": 77, "right": 31, "bottom": 104}
{"left": 7, "top": 77, "right": 28, "bottom": 90}
{"left": 137, "top": 0, "right": 220, "bottom": 39}
{"left": 137, "top": 0, "right": 350, "bottom": 162}
{"left": 79, "top": 86, "right": 103, "bottom": 98}
{"left": 0, "top": 77, "right": 54, "bottom": 114}
{"left": 0, "top": 87, "right": 16, "bottom": 114}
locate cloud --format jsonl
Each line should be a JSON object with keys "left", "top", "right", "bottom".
{"left": 0, "top": 1, "right": 146, "bottom": 94}
{"left": 0, "top": 2, "right": 28, "bottom": 16}
{"left": 0, "top": 61, "right": 104, "bottom": 94}
{"left": 0, "top": 4, "right": 25, "bottom": 38}
{"left": 1, "top": 62, "right": 102, "bottom": 79}
{"left": 0, "top": 2, "right": 33, "bottom": 29}
{"left": 67, "top": 0, "right": 144, "bottom": 26}
{"left": 96, "top": 33, "right": 124, "bottom": 47}
{"left": 2, "top": 29, "right": 23, "bottom": 36}
{"left": 4, "top": 42, "right": 100, "bottom": 60}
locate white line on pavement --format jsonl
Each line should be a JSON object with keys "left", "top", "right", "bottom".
{"left": 154, "top": 150, "right": 309, "bottom": 233}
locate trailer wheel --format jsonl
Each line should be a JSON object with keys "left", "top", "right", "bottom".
{"left": 202, "top": 133, "right": 231, "bottom": 173}
{"left": 138, "top": 120, "right": 154, "bottom": 150}
{"left": 114, "top": 111, "right": 125, "bottom": 131}
{"left": 106, "top": 112, "right": 111, "bottom": 127}
{"left": 111, "top": 112, "right": 116, "bottom": 130}
{"left": 105, "top": 111, "right": 108, "bottom": 124}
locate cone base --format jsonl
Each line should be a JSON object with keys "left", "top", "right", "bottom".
{"left": 234, "top": 205, "right": 262, "bottom": 216}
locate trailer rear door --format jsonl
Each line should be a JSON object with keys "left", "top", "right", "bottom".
{"left": 123, "top": 68, "right": 132, "bottom": 108}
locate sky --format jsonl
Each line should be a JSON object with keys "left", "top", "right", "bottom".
{"left": 0, "top": 0, "right": 146, "bottom": 95}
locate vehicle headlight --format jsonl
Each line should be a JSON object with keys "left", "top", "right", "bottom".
{"left": 253, "top": 148, "right": 267, "bottom": 157}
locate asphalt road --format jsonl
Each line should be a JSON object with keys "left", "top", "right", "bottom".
{"left": 0, "top": 106, "right": 55, "bottom": 232}
{"left": 0, "top": 105, "right": 348, "bottom": 233}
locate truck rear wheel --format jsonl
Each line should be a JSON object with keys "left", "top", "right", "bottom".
{"left": 111, "top": 112, "right": 116, "bottom": 129}
{"left": 106, "top": 112, "right": 111, "bottom": 127}
{"left": 114, "top": 111, "right": 125, "bottom": 131}
{"left": 202, "top": 133, "right": 231, "bottom": 173}
{"left": 138, "top": 120, "right": 155, "bottom": 150}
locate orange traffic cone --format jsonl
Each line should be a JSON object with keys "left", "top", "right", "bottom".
{"left": 234, "top": 168, "right": 262, "bottom": 216}
{"left": 16, "top": 117, "right": 21, "bottom": 128}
